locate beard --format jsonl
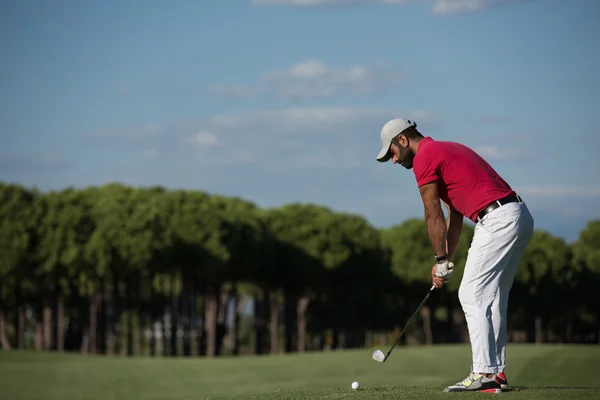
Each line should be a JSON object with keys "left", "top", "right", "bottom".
{"left": 398, "top": 147, "right": 415, "bottom": 169}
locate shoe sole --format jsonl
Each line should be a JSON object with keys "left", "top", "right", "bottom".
{"left": 482, "top": 388, "right": 502, "bottom": 394}
{"left": 444, "top": 388, "right": 502, "bottom": 394}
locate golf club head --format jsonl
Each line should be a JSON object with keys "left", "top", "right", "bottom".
{"left": 372, "top": 349, "right": 386, "bottom": 363}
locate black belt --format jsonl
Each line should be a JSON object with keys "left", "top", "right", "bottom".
{"left": 476, "top": 193, "right": 523, "bottom": 222}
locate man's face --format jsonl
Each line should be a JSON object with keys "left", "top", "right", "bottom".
{"left": 389, "top": 136, "right": 415, "bottom": 169}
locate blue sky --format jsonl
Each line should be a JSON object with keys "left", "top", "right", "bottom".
{"left": 1, "top": 0, "right": 599, "bottom": 242}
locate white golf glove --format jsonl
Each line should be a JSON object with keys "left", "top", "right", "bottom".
{"left": 435, "top": 260, "right": 454, "bottom": 281}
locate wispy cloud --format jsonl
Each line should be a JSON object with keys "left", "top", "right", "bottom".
{"left": 210, "top": 106, "right": 390, "bottom": 131}
{"left": 251, "top": 0, "right": 523, "bottom": 14}
{"left": 473, "top": 145, "right": 502, "bottom": 159}
{"left": 471, "top": 115, "right": 520, "bottom": 127}
{"left": 0, "top": 153, "right": 74, "bottom": 174}
{"left": 470, "top": 145, "right": 530, "bottom": 162}
{"left": 431, "top": 0, "right": 521, "bottom": 14}
{"left": 186, "top": 106, "right": 440, "bottom": 169}
{"left": 188, "top": 130, "right": 219, "bottom": 147}
{"left": 117, "top": 84, "right": 134, "bottom": 95}
{"left": 86, "top": 124, "right": 161, "bottom": 139}
{"left": 251, "top": 0, "right": 411, "bottom": 5}
{"left": 210, "top": 59, "right": 404, "bottom": 100}
{"left": 143, "top": 149, "right": 158, "bottom": 158}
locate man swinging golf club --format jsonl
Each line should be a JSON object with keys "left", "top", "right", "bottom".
{"left": 375, "top": 118, "right": 534, "bottom": 393}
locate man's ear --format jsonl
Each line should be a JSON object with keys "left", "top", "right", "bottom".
{"left": 399, "top": 134, "right": 409, "bottom": 148}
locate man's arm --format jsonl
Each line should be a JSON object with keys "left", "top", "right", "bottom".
{"left": 443, "top": 201, "right": 463, "bottom": 259}
{"left": 418, "top": 181, "right": 447, "bottom": 257}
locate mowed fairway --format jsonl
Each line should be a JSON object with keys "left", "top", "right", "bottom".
{"left": 1, "top": 344, "right": 599, "bottom": 400}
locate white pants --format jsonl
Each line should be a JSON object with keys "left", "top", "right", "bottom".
{"left": 459, "top": 200, "right": 534, "bottom": 374}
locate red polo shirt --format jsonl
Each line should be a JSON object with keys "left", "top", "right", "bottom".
{"left": 413, "top": 137, "right": 515, "bottom": 222}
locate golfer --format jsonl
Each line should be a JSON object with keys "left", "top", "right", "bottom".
{"left": 376, "top": 118, "right": 534, "bottom": 393}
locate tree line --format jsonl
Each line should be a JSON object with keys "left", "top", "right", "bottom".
{"left": 0, "top": 182, "right": 598, "bottom": 357}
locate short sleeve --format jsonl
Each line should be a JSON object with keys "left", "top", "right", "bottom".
{"left": 413, "top": 149, "right": 439, "bottom": 187}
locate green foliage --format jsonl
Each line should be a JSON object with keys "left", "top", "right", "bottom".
{"left": 573, "top": 219, "right": 600, "bottom": 273}
{"left": 0, "top": 184, "right": 41, "bottom": 303}
{"left": 380, "top": 218, "right": 474, "bottom": 290}
{"left": 0, "top": 180, "right": 599, "bottom": 354}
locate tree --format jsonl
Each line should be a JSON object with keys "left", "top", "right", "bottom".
{"left": 381, "top": 218, "right": 474, "bottom": 344}
{"left": 512, "top": 230, "right": 573, "bottom": 343}
{"left": 37, "top": 187, "right": 98, "bottom": 352}
{"left": 0, "top": 183, "right": 41, "bottom": 350}
{"left": 572, "top": 219, "right": 600, "bottom": 343}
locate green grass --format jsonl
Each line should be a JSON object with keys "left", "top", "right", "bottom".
{"left": 0, "top": 344, "right": 599, "bottom": 399}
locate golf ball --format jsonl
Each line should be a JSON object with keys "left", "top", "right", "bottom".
{"left": 351, "top": 381, "right": 360, "bottom": 390}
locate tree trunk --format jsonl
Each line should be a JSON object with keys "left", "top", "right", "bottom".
{"left": 283, "top": 292, "right": 295, "bottom": 354}
{"left": 332, "top": 327, "right": 340, "bottom": 350}
{"left": 127, "top": 311, "right": 136, "bottom": 356}
{"left": 137, "top": 312, "right": 143, "bottom": 356}
{"left": 14, "top": 286, "right": 25, "bottom": 349}
{"left": 420, "top": 305, "right": 433, "bottom": 345}
{"left": 149, "top": 314, "right": 157, "bottom": 357}
{"left": 170, "top": 297, "right": 178, "bottom": 357}
{"left": 204, "top": 290, "right": 218, "bottom": 357}
{"left": 162, "top": 312, "right": 169, "bottom": 357}
{"left": 565, "top": 312, "right": 573, "bottom": 343}
{"left": 43, "top": 305, "right": 52, "bottom": 350}
{"left": 183, "top": 293, "right": 193, "bottom": 356}
{"left": 297, "top": 296, "right": 310, "bottom": 353}
{"left": 269, "top": 291, "right": 279, "bottom": 354}
{"left": 80, "top": 330, "right": 89, "bottom": 353}
{"left": 216, "top": 288, "right": 231, "bottom": 356}
{"left": 16, "top": 305, "right": 25, "bottom": 350}
{"left": 97, "top": 286, "right": 106, "bottom": 354}
{"left": 0, "top": 307, "right": 11, "bottom": 350}
{"left": 232, "top": 294, "right": 248, "bottom": 356}
{"left": 452, "top": 308, "right": 469, "bottom": 343}
{"left": 109, "top": 274, "right": 121, "bottom": 355}
{"left": 254, "top": 290, "right": 267, "bottom": 355}
{"left": 535, "top": 315, "right": 543, "bottom": 344}
{"left": 89, "top": 291, "right": 100, "bottom": 354}
{"left": 196, "top": 295, "right": 205, "bottom": 356}
{"left": 34, "top": 323, "right": 43, "bottom": 350}
{"left": 55, "top": 293, "right": 64, "bottom": 352}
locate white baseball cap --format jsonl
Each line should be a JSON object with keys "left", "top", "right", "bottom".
{"left": 376, "top": 118, "right": 417, "bottom": 162}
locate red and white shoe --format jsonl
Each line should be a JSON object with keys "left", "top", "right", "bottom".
{"left": 494, "top": 372, "right": 511, "bottom": 390}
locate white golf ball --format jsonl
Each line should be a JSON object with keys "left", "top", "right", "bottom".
{"left": 351, "top": 381, "right": 360, "bottom": 390}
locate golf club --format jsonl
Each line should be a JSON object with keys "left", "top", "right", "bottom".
{"left": 372, "top": 284, "right": 436, "bottom": 363}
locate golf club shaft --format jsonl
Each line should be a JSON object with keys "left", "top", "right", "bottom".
{"left": 386, "top": 285, "right": 435, "bottom": 357}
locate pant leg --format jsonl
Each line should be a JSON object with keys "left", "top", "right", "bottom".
{"left": 493, "top": 203, "right": 534, "bottom": 372}
{"left": 458, "top": 201, "right": 533, "bottom": 374}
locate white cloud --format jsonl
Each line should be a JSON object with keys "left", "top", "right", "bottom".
{"left": 251, "top": 0, "right": 522, "bottom": 14}
{"left": 144, "top": 149, "right": 158, "bottom": 158}
{"left": 86, "top": 124, "right": 161, "bottom": 138}
{"left": 186, "top": 106, "right": 441, "bottom": 170}
{"left": 431, "top": 0, "right": 519, "bottom": 14}
{"left": 516, "top": 186, "right": 600, "bottom": 198}
{"left": 472, "top": 145, "right": 504, "bottom": 159}
{"left": 210, "top": 59, "right": 404, "bottom": 100}
{"left": 117, "top": 84, "right": 134, "bottom": 95}
{"left": 252, "top": 0, "right": 410, "bottom": 5}
{"left": 211, "top": 106, "right": 389, "bottom": 131}
{"left": 189, "top": 130, "right": 219, "bottom": 146}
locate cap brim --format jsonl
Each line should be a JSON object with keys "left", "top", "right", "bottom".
{"left": 376, "top": 139, "right": 392, "bottom": 162}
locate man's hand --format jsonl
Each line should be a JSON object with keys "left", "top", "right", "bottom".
{"left": 431, "top": 264, "right": 446, "bottom": 288}
{"left": 431, "top": 260, "right": 454, "bottom": 288}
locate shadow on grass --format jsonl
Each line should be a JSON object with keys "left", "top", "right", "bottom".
{"left": 506, "top": 386, "right": 600, "bottom": 390}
